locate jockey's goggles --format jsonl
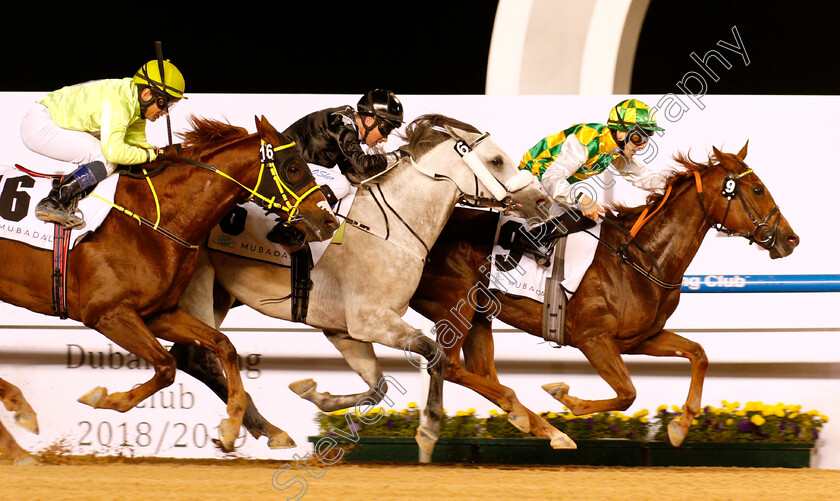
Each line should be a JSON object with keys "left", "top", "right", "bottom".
{"left": 627, "top": 127, "right": 653, "bottom": 147}
{"left": 377, "top": 119, "right": 400, "bottom": 137}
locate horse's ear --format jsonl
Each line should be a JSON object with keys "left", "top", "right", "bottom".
{"left": 711, "top": 146, "right": 723, "bottom": 163}
{"left": 737, "top": 140, "right": 749, "bottom": 160}
{"left": 444, "top": 124, "right": 466, "bottom": 142}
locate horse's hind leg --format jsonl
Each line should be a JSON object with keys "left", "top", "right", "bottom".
{"left": 170, "top": 343, "right": 296, "bottom": 450}
{"left": 290, "top": 330, "right": 386, "bottom": 412}
{"left": 543, "top": 335, "right": 638, "bottom": 415}
{"left": 0, "top": 378, "right": 38, "bottom": 464}
{"left": 146, "top": 308, "right": 248, "bottom": 452}
{"left": 456, "top": 318, "right": 575, "bottom": 449}
{"left": 626, "top": 329, "right": 708, "bottom": 446}
{"left": 78, "top": 307, "right": 177, "bottom": 412}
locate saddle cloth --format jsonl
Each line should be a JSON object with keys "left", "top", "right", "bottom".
{"left": 488, "top": 214, "right": 601, "bottom": 302}
{"left": 0, "top": 164, "right": 117, "bottom": 250}
{"left": 207, "top": 190, "right": 356, "bottom": 266}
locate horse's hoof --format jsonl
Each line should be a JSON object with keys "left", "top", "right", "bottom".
{"left": 415, "top": 426, "right": 438, "bottom": 456}
{"left": 14, "top": 410, "right": 39, "bottom": 434}
{"left": 218, "top": 418, "right": 240, "bottom": 452}
{"left": 78, "top": 387, "right": 108, "bottom": 408}
{"left": 267, "top": 429, "right": 297, "bottom": 449}
{"left": 13, "top": 454, "right": 40, "bottom": 466}
{"left": 549, "top": 430, "right": 577, "bottom": 450}
{"left": 668, "top": 420, "right": 687, "bottom": 447}
{"left": 542, "top": 382, "right": 570, "bottom": 400}
{"left": 289, "top": 378, "right": 317, "bottom": 397}
{"left": 507, "top": 411, "right": 531, "bottom": 433}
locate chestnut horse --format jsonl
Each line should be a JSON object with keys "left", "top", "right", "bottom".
{"left": 177, "top": 142, "right": 798, "bottom": 451}
{"left": 0, "top": 115, "right": 337, "bottom": 463}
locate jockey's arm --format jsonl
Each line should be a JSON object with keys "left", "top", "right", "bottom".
{"left": 100, "top": 95, "right": 158, "bottom": 165}
{"left": 540, "top": 134, "right": 587, "bottom": 205}
{"left": 335, "top": 125, "right": 389, "bottom": 179}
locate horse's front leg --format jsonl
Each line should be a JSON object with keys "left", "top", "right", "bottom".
{"left": 77, "top": 306, "right": 177, "bottom": 412}
{"left": 146, "top": 309, "right": 248, "bottom": 452}
{"left": 626, "top": 329, "right": 708, "bottom": 446}
{"left": 346, "top": 308, "right": 446, "bottom": 457}
{"left": 542, "top": 334, "right": 638, "bottom": 416}
{"left": 289, "top": 330, "right": 386, "bottom": 412}
{"left": 169, "top": 343, "right": 296, "bottom": 449}
{"left": 452, "top": 315, "right": 575, "bottom": 449}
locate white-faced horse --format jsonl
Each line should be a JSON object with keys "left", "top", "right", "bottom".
{"left": 174, "top": 114, "right": 564, "bottom": 454}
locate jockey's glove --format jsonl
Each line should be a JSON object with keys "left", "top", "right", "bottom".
{"left": 385, "top": 149, "right": 409, "bottom": 166}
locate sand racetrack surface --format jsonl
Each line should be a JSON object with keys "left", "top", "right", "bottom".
{"left": 2, "top": 456, "right": 840, "bottom": 501}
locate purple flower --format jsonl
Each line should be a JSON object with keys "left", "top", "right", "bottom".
{"left": 327, "top": 430, "right": 336, "bottom": 437}
{"left": 348, "top": 422, "right": 361, "bottom": 433}
{"left": 385, "top": 420, "right": 395, "bottom": 429}
{"left": 812, "top": 429, "right": 820, "bottom": 440}
{"left": 405, "top": 415, "right": 414, "bottom": 422}
{"left": 610, "top": 425, "right": 619, "bottom": 433}
{"left": 737, "top": 420, "right": 753, "bottom": 432}
{"left": 586, "top": 417, "right": 596, "bottom": 428}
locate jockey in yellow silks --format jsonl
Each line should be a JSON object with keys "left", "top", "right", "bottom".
{"left": 520, "top": 99, "right": 668, "bottom": 221}
{"left": 20, "top": 59, "right": 186, "bottom": 229}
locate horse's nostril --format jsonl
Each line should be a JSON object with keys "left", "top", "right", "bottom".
{"left": 537, "top": 198, "right": 547, "bottom": 206}
{"left": 788, "top": 234, "right": 799, "bottom": 246}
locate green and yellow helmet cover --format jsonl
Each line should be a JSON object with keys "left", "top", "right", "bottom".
{"left": 607, "top": 99, "right": 664, "bottom": 132}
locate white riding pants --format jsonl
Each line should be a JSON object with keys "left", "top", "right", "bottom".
{"left": 19, "top": 102, "right": 117, "bottom": 175}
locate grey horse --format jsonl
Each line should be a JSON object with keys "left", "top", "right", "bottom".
{"left": 175, "top": 114, "right": 568, "bottom": 455}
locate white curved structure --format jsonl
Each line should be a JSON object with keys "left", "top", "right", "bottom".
{"left": 486, "top": 0, "right": 651, "bottom": 94}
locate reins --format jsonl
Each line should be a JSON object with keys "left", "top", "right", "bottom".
{"left": 588, "top": 163, "right": 779, "bottom": 290}
{"left": 102, "top": 138, "right": 313, "bottom": 249}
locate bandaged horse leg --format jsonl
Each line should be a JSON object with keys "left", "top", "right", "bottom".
{"left": 454, "top": 317, "right": 575, "bottom": 449}
{"left": 346, "top": 308, "right": 446, "bottom": 456}
{"left": 289, "top": 330, "right": 385, "bottom": 412}
{"left": 542, "top": 335, "right": 638, "bottom": 417}
{"left": 0, "top": 378, "right": 39, "bottom": 464}
{"left": 626, "top": 329, "right": 708, "bottom": 446}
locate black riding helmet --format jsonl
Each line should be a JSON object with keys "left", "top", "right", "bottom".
{"left": 357, "top": 89, "right": 404, "bottom": 125}
{"left": 357, "top": 89, "right": 404, "bottom": 142}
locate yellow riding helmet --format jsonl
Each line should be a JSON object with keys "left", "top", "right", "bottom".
{"left": 607, "top": 99, "right": 663, "bottom": 132}
{"left": 133, "top": 59, "right": 186, "bottom": 99}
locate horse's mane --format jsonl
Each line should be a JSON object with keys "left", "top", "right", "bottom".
{"left": 398, "top": 114, "right": 481, "bottom": 159}
{"left": 177, "top": 115, "right": 250, "bottom": 151}
{"left": 610, "top": 151, "right": 714, "bottom": 223}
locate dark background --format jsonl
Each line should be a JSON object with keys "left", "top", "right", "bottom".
{"left": 0, "top": 1, "right": 835, "bottom": 96}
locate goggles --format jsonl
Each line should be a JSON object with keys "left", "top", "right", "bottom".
{"left": 626, "top": 127, "right": 653, "bottom": 147}
{"left": 377, "top": 119, "right": 400, "bottom": 137}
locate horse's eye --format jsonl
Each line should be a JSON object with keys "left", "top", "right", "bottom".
{"left": 490, "top": 157, "right": 503, "bottom": 166}
{"left": 753, "top": 185, "right": 764, "bottom": 196}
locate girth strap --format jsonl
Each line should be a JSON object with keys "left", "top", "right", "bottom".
{"left": 290, "top": 246, "right": 313, "bottom": 323}
{"left": 51, "top": 223, "right": 71, "bottom": 319}
{"left": 542, "top": 236, "right": 568, "bottom": 346}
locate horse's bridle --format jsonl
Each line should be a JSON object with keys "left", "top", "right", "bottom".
{"left": 108, "top": 139, "right": 323, "bottom": 249}
{"left": 592, "top": 164, "right": 782, "bottom": 290}
{"left": 341, "top": 130, "right": 536, "bottom": 262}
{"left": 693, "top": 167, "right": 781, "bottom": 247}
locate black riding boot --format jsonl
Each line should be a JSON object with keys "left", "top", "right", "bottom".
{"left": 35, "top": 176, "right": 86, "bottom": 229}
{"left": 34, "top": 161, "right": 108, "bottom": 229}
